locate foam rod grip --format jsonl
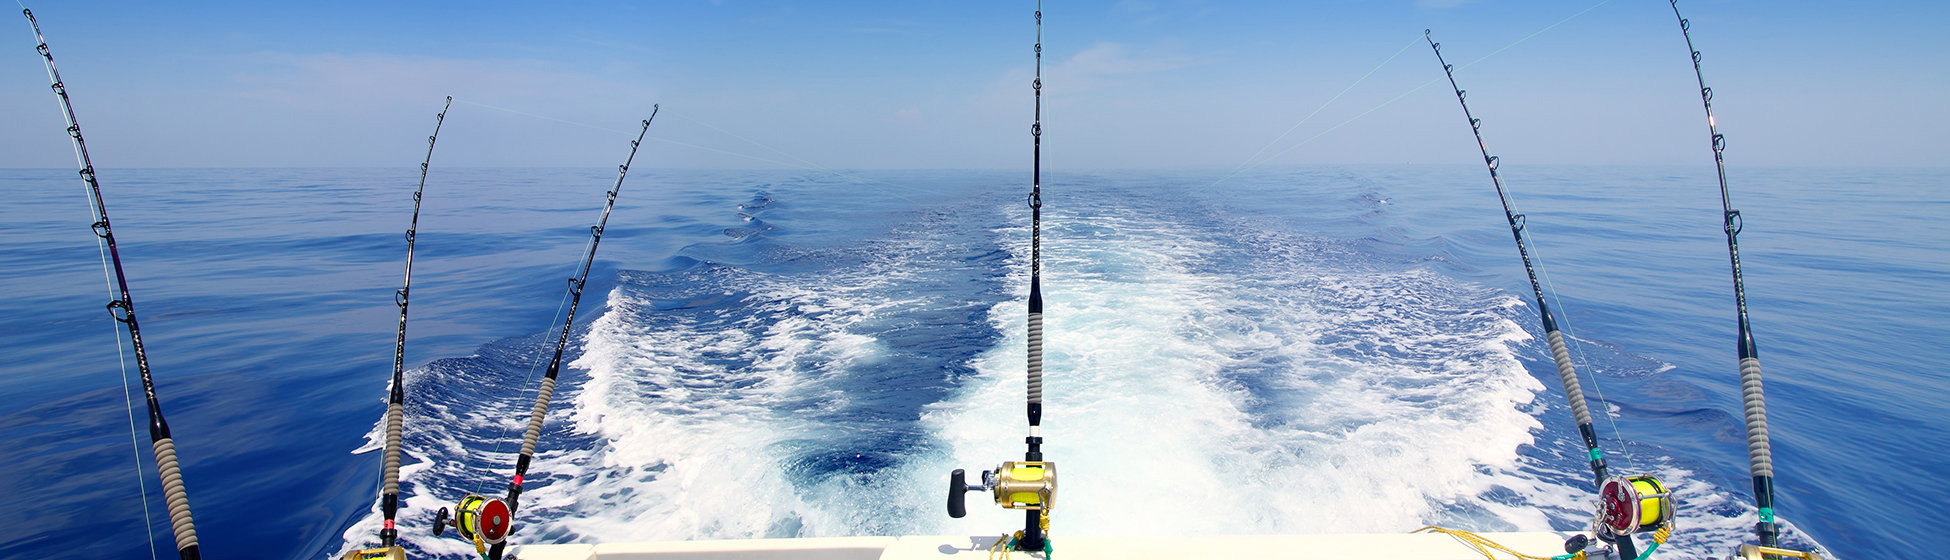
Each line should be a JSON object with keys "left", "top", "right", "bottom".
{"left": 948, "top": 469, "right": 968, "bottom": 518}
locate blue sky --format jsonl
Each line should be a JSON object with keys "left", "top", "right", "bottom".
{"left": 5, "top": 1, "right": 1944, "bottom": 169}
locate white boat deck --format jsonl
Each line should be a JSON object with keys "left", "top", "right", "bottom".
{"left": 513, "top": 532, "right": 1576, "bottom": 560}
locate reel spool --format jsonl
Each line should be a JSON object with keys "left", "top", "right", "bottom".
{"left": 1596, "top": 475, "right": 1674, "bottom": 542}
{"left": 433, "top": 494, "right": 512, "bottom": 546}
{"left": 340, "top": 547, "right": 405, "bottom": 560}
{"left": 1732, "top": 544, "right": 1825, "bottom": 560}
{"left": 948, "top": 461, "right": 1057, "bottom": 518}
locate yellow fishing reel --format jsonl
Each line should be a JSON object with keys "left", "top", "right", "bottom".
{"left": 340, "top": 547, "right": 405, "bottom": 560}
{"left": 1596, "top": 475, "right": 1674, "bottom": 542}
{"left": 1732, "top": 545, "right": 1826, "bottom": 560}
{"left": 433, "top": 494, "right": 513, "bottom": 549}
{"left": 949, "top": 461, "right": 1057, "bottom": 517}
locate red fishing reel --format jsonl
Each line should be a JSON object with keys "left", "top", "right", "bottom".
{"left": 1595, "top": 475, "right": 1674, "bottom": 543}
{"left": 433, "top": 494, "right": 512, "bottom": 546}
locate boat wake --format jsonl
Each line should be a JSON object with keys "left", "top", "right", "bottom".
{"left": 336, "top": 185, "right": 1828, "bottom": 559}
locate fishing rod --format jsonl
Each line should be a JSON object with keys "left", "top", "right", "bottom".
{"left": 1666, "top": 2, "right": 1782, "bottom": 552}
{"left": 1427, "top": 31, "right": 1674, "bottom": 560}
{"left": 358, "top": 97, "right": 452, "bottom": 558}
{"left": 431, "top": 107, "right": 657, "bottom": 560}
{"left": 947, "top": 3, "right": 1057, "bottom": 554}
{"left": 24, "top": 8, "right": 201, "bottom": 560}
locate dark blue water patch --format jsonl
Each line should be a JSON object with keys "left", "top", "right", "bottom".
{"left": 0, "top": 366, "right": 382, "bottom": 558}
{"left": 1610, "top": 401, "right": 1745, "bottom": 445}
{"left": 0, "top": 385, "right": 168, "bottom": 556}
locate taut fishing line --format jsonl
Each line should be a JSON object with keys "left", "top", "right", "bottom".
{"left": 1668, "top": 0, "right": 1785, "bottom": 550}
{"left": 95, "top": 183, "right": 160, "bottom": 560}
{"left": 1209, "top": 36, "right": 1420, "bottom": 188}
{"left": 1520, "top": 215, "right": 1636, "bottom": 468}
{"left": 427, "top": 110, "right": 658, "bottom": 560}
{"left": 467, "top": 267, "right": 576, "bottom": 501}
{"left": 26, "top": 7, "right": 202, "bottom": 558}
{"left": 1220, "top": 0, "right": 1613, "bottom": 178}
{"left": 370, "top": 96, "right": 452, "bottom": 551}
{"left": 665, "top": 109, "right": 942, "bottom": 196}
{"left": 455, "top": 99, "right": 936, "bottom": 204}
{"left": 1429, "top": 28, "right": 1676, "bottom": 560}
{"left": 43, "top": 6, "right": 164, "bottom": 551}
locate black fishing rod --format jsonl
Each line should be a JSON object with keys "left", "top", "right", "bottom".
{"left": 376, "top": 96, "right": 451, "bottom": 550}
{"left": 1426, "top": 28, "right": 1610, "bottom": 488}
{"left": 493, "top": 110, "right": 654, "bottom": 560}
{"left": 1019, "top": 1, "right": 1049, "bottom": 551}
{"left": 427, "top": 108, "right": 655, "bottom": 560}
{"left": 1666, "top": 1, "right": 1779, "bottom": 550}
{"left": 1427, "top": 31, "right": 1679, "bottom": 560}
{"left": 946, "top": 4, "right": 1057, "bottom": 553}
{"left": 24, "top": 9, "right": 201, "bottom": 560}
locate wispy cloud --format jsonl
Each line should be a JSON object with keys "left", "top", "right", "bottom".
{"left": 1062, "top": 41, "right": 1202, "bottom": 78}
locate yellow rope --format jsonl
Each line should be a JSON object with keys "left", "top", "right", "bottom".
{"left": 1412, "top": 526, "right": 1580, "bottom": 560}
{"left": 988, "top": 533, "right": 1015, "bottom": 560}
{"left": 988, "top": 505, "right": 1052, "bottom": 560}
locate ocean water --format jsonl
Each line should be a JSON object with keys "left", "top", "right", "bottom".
{"left": 1, "top": 166, "right": 1942, "bottom": 560}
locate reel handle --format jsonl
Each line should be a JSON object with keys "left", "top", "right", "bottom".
{"left": 1563, "top": 534, "right": 1589, "bottom": 554}
{"left": 432, "top": 506, "right": 450, "bottom": 536}
{"left": 948, "top": 469, "right": 968, "bottom": 518}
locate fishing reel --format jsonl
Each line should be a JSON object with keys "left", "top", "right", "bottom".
{"left": 433, "top": 494, "right": 513, "bottom": 552}
{"left": 1594, "top": 475, "right": 1675, "bottom": 544}
{"left": 949, "top": 461, "right": 1057, "bottom": 518}
{"left": 341, "top": 547, "right": 405, "bottom": 560}
{"left": 1729, "top": 545, "right": 1825, "bottom": 560}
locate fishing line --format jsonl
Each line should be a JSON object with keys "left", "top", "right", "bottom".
{"left": 61, "top": 96, "right": 159, "bottom": 558}
{"left": 1669, "top": 0, "right": 1780, "bottom": 547}
{"left": 456, "top": 136, "right": 631, "bottom": 554}
{"left": 1464, "top": 0, "right": 1614, "bottom": 71}
{"left": 1429, "top": 30, "right": 1682, "bottom": 558}
{"left": 95, "top": 207, "right": 160, "bottom": 560}
{"left": 460, "top": 99, "right": 783, "bottom": 164}
{"left": 478, "top": 111, "right": 655, "bottom": 560}
{"left": 27, "top": 8, "right": 200, "bottom": 558}
{"left": 1499, "top": 187, "right": 1635, "bottom": 469}
{"left": 666, "top": 108, "right": 943, "bottom": 196}
{"left": 456, "top": 99, "right": 636, "bottom": 135}
{"left": 1209, "top": 36, "right": 1420, "bottom": 188}
{"left": 1223, "top": 0, "right": 1613, "bottom": 175}
{"left": 1427, "top": 30, "right": 1643, "bottom": 556}
{"left": 370, "top": 97, "right": 452, "bottom": 550}
{"left": 467, "top": 270, "right": 576, "bottom": 500}
{"left": 458, "top": 99, "right": 934, "bottom": 204}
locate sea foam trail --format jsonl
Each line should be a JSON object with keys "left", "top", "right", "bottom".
{"left": 919, "top": 202, "right": 1549, "bottom": 537}
{"left": 415, "top": 196, "right": 1006, "bottom": 545}
{"left": 335, "top": 185, "right": 1828, "bottom": 560}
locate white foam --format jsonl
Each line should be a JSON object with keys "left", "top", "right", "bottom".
{"left": 918, "top": 204, "right": 1548, "bottom": 537}
{"left": 337, "top": 195, "right": 1822, "bottom": 559}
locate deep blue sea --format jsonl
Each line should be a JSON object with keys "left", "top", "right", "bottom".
{"left": 2, "top": 166, "right": 1943, "bottom": 560}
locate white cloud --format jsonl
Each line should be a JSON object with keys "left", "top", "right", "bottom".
{"left": 1062, "top": 41, "right": 1200, "bottom": 77}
